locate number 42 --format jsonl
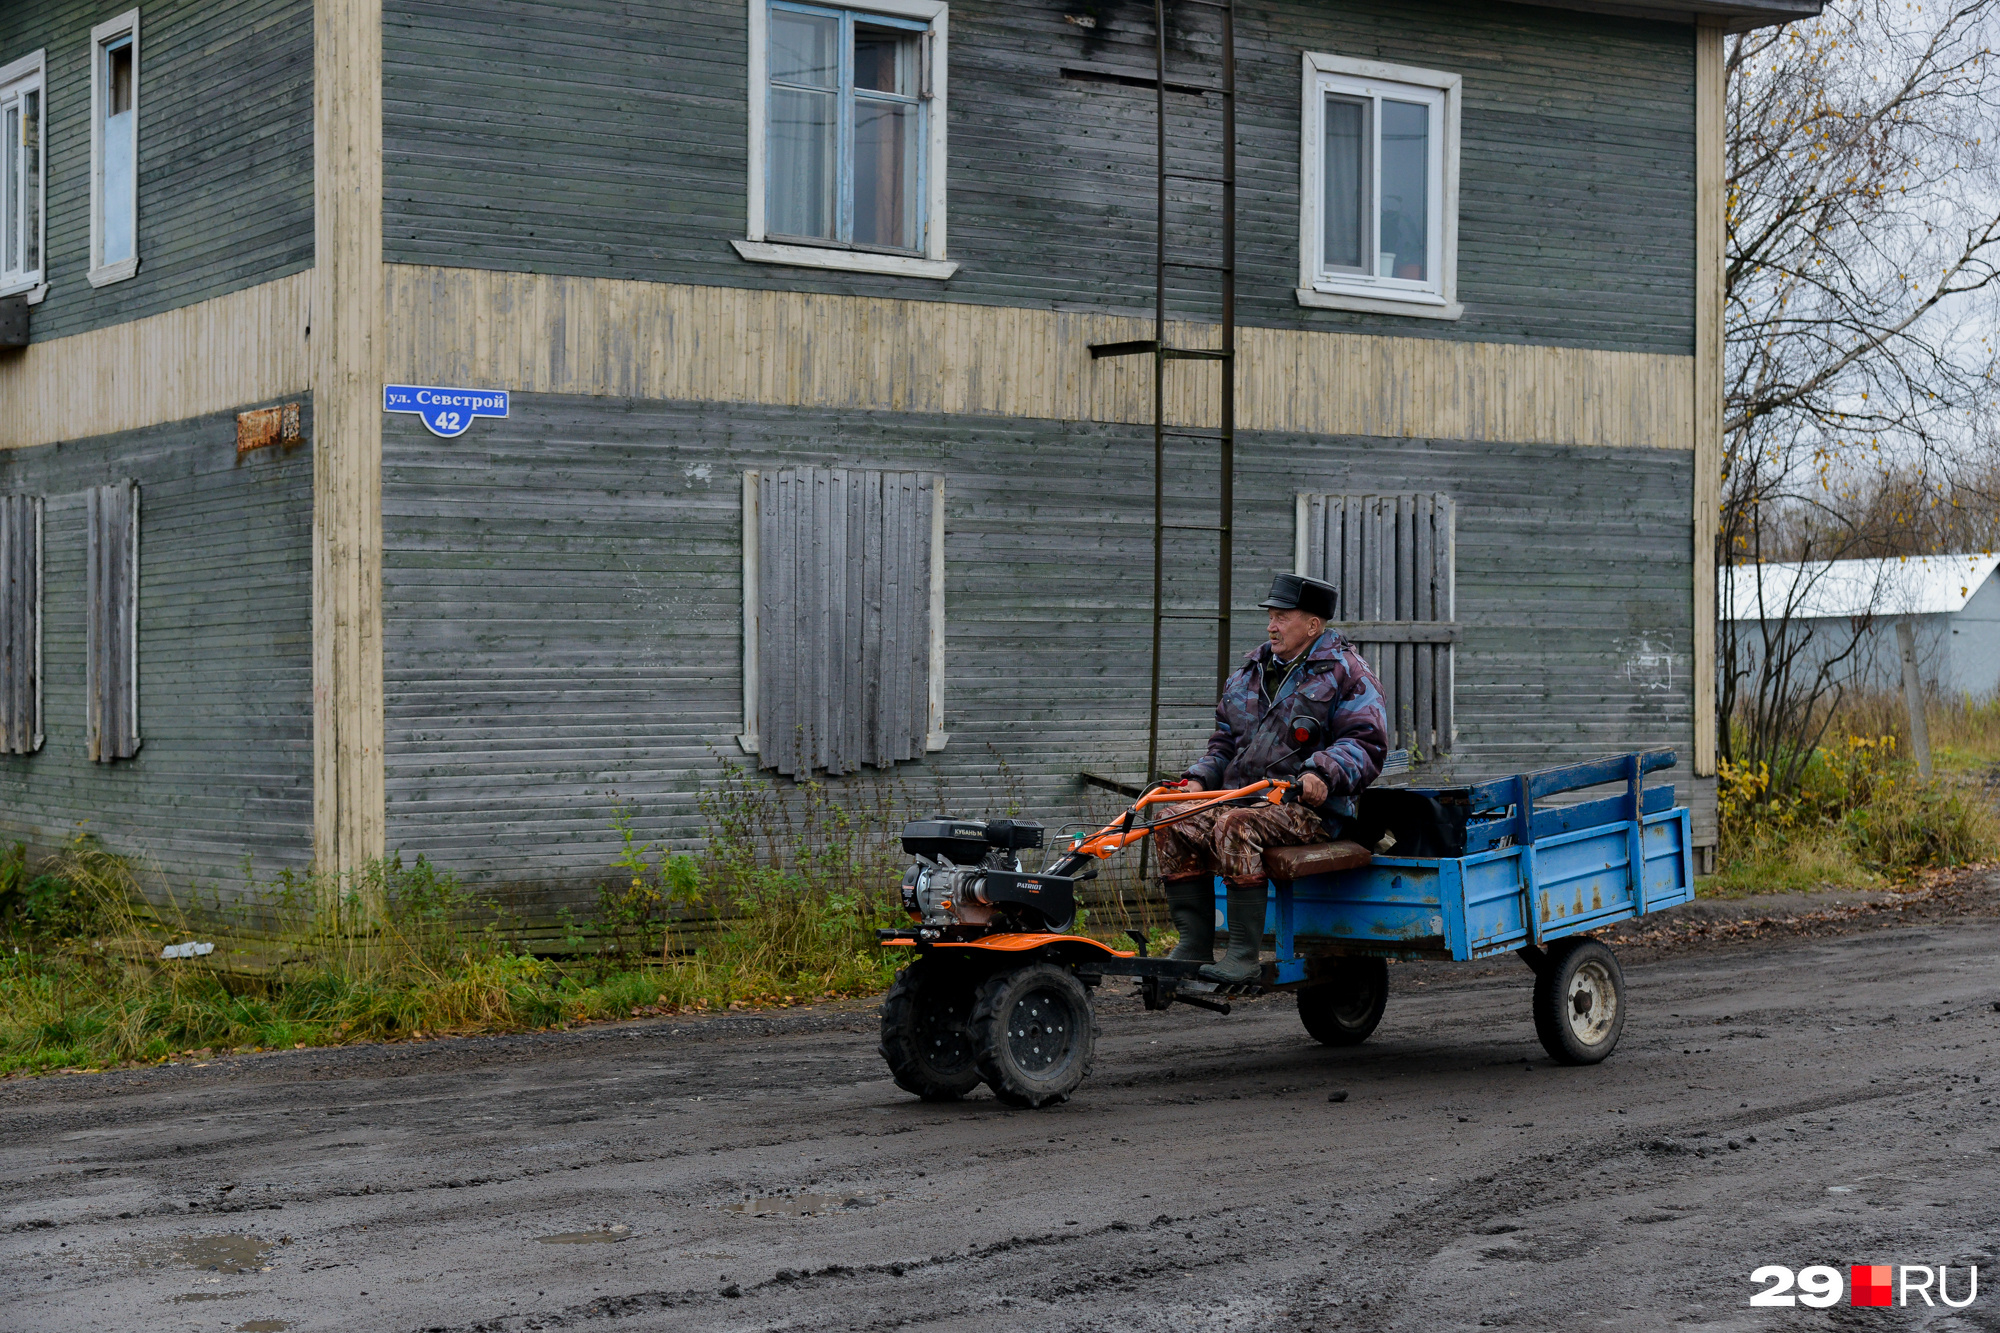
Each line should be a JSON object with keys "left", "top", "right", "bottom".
{"left": 1751, "top": 1265, "right": 1843, "bottom": 1307}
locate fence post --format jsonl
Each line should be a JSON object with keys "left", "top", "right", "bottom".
{"left": 1895, "top": 617, "right": 1933, "bottom": 780}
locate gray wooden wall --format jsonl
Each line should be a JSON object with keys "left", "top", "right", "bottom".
{"left": 0, "top": 0, "right": 315, "bottom": 345}
{"left": 381, "top": 393, "right": 1704, "bottom": 906}
{"left": 0, "top": 403, "right": 315, "bottom": 890}
{"left": 382, "top": 0, "right": 1693, "bottom": 354}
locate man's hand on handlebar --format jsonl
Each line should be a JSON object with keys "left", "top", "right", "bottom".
{"left": 1166, "top": 776, "right": 1205, "bottom": 792}
{"left": 1298, "top": 771, "right": 1327, "bottom": 806}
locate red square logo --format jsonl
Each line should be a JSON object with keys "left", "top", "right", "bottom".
{"left": 1852, "top": 1265, "right": 1893, "bottom": 1307}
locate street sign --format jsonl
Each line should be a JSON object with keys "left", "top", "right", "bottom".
{"left": 383, "top": 384, "right": 509, "bottom": 438}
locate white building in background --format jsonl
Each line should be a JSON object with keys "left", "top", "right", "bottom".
{"left": 1724, "top": 553, "right": 2000, "bottom": 700}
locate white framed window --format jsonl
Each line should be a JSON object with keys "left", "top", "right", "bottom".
{"left": 734, "top": 0, "right": 957, "bottom": 280}
{"left": 88, "top": 10, "right": 140, "bottom": 288}
{"left": 1297, "top": 53, "right": 1460, "bottom": 320}
{"left": 0, "top": 51, "right": 46, "bottom": 301}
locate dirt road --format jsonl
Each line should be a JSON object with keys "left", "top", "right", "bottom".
{"left": 7, "top": 905, "right": 2000, "bottom": 1333}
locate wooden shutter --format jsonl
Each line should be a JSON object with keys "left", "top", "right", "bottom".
{"left": 1298, "top": 492, "right": 1456, "bottom": 759}
{"left": 754, "top": 467, "right": 939, "bottom": 778}
{"left": 86, "top": 480, "right": 140, "bottom": 762}
{"left": 0, "top": 494, "right": 42, "bottom": 755}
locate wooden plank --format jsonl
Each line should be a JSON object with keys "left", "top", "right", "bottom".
{"left": 1414, "top": 494, "right": 1435, "bottom": 754}
{"left": 862, "top": 469, "right": 885, "bottom": 766}
{"left": 1396, "top": 495, "right": 1415, "bottom": 749}
{"left": 1342, "top": 496, "right": 1361, "bottom": 621}
{"left": 905, "top": 474, "right": 930, "bottom": 760}
{"left": 312, "top": 0, "right": 387, "bottom": 879}
{"left": 1693, "top": 24, "right": 1725, "bottom": 777}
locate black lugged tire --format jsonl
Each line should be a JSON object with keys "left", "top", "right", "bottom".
{"left": 1297, "top": 956, "right": 1388, "bottom": 1046}
{"left": 968, "top": 963, "right": 1096, "bottom": 1108}
{"left": 1531, "top": 937, "right": 1626, "bottom": 1065}
{"left": 878, "top": 961, "right": 983, "bottom": 1101}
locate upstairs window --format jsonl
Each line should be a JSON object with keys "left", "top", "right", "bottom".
{"left": 1298, "top": 53, "right": 1460, "bottom": 320}
{"left": 90, "top": 11, "right": 140, "bottom": 287}
{"left": 737, "top": 1, "right": 956, "bottom": 279}
{"left": 0, "top": 52, "right": 44, "bottom": 297}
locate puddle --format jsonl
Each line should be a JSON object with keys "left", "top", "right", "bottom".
{"left": 237, "top": 1323, "right": 291, "bottom": 1332}
{"left": 170, "top": 1291, "right": 252, "bottom": 1304}
{"left": 722, "top": 1194, "right": 882, "bottom": 1217}
{"left": 141, "top": 1235, "right": 276, "bottom": 1274}
{"left": 537, "top": 1225, "right": 632, "bottom": 1245}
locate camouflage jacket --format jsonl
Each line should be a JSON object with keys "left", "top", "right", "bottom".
{"left": 1183, "top": 630, "right": 1389, "bottom": 821}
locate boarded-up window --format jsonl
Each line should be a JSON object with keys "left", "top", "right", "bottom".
{"left": 741, "top": 467, "right": 945, "bottom": 778}
{"left": 0, "top": 494, "right": 42, "bottom": 755}
{"left": 1296, "top": 492, "right": 1456, "bottom": 760}
{"left": 86, "top": 480, "right": 140, "bottom": 762}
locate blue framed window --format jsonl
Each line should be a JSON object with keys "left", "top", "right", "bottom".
{"left": 767, "top": 2, "right": 930, "bottom": 254}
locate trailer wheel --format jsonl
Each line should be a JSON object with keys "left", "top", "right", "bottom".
{"left": 1297, "top": 956, "right": 1388, "bottom": 1046}
{"left": 1532, "top": 937, "right": 1626, "bottom": 1065}
{"left": 879, "top": 961, "right": 983, "bottom": 1101}
{"left": 969, "top": 963, "right": 1096, "bottom": 1108}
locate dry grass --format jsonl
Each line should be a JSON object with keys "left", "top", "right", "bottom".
{"left": 1829, "top": 691, "right": 2000, "bottom": 774}
{"left": 1710, "top": 720, "right": 2000, "bottom": 898}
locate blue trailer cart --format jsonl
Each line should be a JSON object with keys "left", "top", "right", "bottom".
{"left": 876, "top": 750, "right": 1694, "bottom": 1107}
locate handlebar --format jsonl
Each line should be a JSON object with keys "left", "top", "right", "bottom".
{"left": 1046, "top": 778, "right": 1294, "bottom": 876}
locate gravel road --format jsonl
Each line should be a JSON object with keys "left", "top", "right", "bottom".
{"left": 6, "top": 897, "right": 2000, "bottom": 1333}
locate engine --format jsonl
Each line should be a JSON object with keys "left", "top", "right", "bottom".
{"left": 898, "top": 818, "right": 1077, "bottom": 933}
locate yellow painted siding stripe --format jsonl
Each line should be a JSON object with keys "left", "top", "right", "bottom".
{"left": 0, "top": 272, "right": 311, "bottom": 450}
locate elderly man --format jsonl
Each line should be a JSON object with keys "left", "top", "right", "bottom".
{"left": 1154, "top": 573, "right": 1389, "bottom": 983}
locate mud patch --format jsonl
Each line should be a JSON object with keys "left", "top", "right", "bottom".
{"left": 722, "top": 1193, "right": 882, "bottom": 1217}
{"left": 538, "top": 1225, "right": 632, "bottom": 1245}
{"left": 141, "top": 1234, "right": 275, "bottom": 1273}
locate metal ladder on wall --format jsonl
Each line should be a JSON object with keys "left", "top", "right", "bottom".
{"left": 1083, "top": 0, "right": 1238, "bottom": 789}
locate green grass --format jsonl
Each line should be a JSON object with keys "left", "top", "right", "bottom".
{"left": 0, "top": 938, "right": 902, "bottom": 1078}
{"left": 0, "top": 770, "right": 924, "bottom": 1077}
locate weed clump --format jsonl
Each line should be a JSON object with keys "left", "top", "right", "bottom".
{"left": 1714, "top": 731, "right": 1997, "bottom": 894}
{"left": 0, "top": 763, "right": 958, "bottom": 1076}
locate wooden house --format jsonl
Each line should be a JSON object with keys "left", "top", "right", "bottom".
{"left": 0, "top": 0, "right": 1817, "bottom": 905}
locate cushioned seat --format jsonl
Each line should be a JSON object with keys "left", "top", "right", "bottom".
{"left": 1263, "top": 840, "right": 1373, "bottom": 884}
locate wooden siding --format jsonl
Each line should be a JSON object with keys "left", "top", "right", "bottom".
{"left": 379, "top": 393, "right": 1705, "bottom": 899}
{"left": 0, "top": 0, "right": 314, "bottom": 346}
{"left": 381, "top": 0, "right": 1694, "bottom": 355}
{"left": 386, "top": 264, "right": 1694, "bottom": 450}
{"left": 0, "top": 402, "right": 314, "bottom": 888}
{"left": 312, "top": 0, "right": 388, "bottom": 875}
{"left": 0, "top": 271, "right": 312, "bottom": 451}
{"left": 1693, "top": 23, "right": 1725, "bottom": 775}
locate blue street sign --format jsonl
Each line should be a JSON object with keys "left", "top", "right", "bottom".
{"left": 383, "top": 384, "right": 509, "bottom": 438}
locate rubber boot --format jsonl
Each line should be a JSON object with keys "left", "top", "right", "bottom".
{"left": 1161, "top": 877, "right": 1216, "bottom": 963}
{"left": 1198, "top": 882, "right": 1268, "bottom": 984}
